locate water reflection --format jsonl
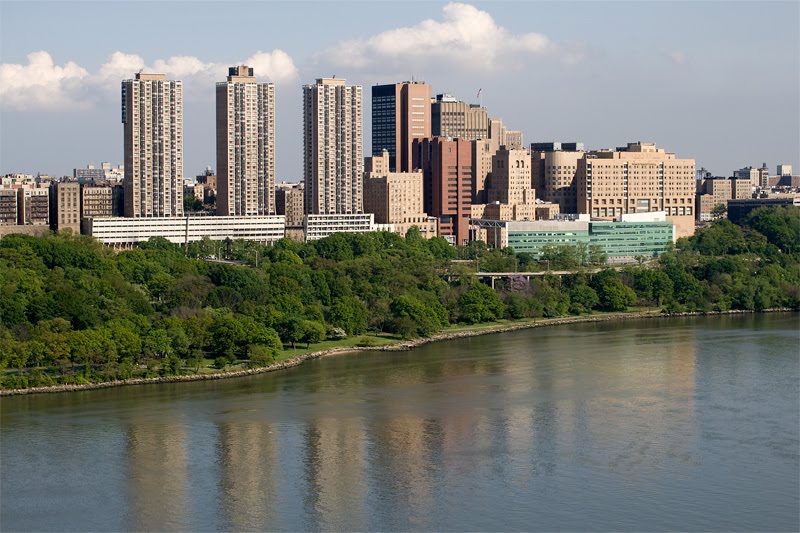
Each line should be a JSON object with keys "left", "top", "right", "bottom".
{"left": 303, "top": 417, "right": 367, "bottom": 531}
{"left": 217, "top": 423, "right": 279, "bottom": 530}
{"left": 1, "top": 315, "right": 797, "bottom": 532}
{"left": 127, "top": 422, "right": 188, "bottom": 531}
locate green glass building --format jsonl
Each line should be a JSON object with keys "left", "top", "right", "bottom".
{"left": 485, "top": 219, "right": 674, "bottom": 261}
{"left": 588, "top": 221, "right": 674, "bottom": 259}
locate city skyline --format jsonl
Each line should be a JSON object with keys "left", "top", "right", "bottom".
{"left": 1, "top": 1, "right": 798, "bottom": 179}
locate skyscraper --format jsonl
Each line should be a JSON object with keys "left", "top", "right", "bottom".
{"left": 216, "top": 65, "right": 276, "bottom": 216}
{"left": 414, "top": 137, "right": 474, "bottom": 246}
{"left": 371, "top": 81, "right": 431, "bottom": 172}
{"left": 121, "top": 72, "right": 183, "bottom": 217}
{"left": 303, "top": 78, "right": 363, "bottom": 214}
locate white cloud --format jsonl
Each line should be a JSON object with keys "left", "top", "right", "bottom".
{"left": 0, "top": 51, "right": 89, "bottom": 110}
{"left": 1, "top": 50, "right": 299, "bottom": 111}
{"left": 669, "top": 51, "right": 687, "bottom": 65}
{"left": 319, "top": 2, "right": 579, "bottom": 72}
{"left": 243, "top": 50, "right": 300, "bottom": 83}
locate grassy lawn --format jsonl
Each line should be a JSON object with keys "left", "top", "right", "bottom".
{"left": 275, "top": 332, "right": 403, "bottom": 361}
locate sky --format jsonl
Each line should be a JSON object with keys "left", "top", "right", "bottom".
{"left": 1, "top": 0, "right": 798, "bottom": 181}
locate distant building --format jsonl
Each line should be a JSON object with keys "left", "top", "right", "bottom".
{"left": 470, "top": 146, "right": 538, "bottom": 230}
{"left": 472, "top": 117, "right": 514, "bottom": 203}
{"left": 303, "top": 213, "right": 374, "bottom": 241}
{"left": 777, "top": 164, "right": 793, "bottom": 177}
{"left": 734, "top": 166, "right": 761, "bottom": 189}
{"left": 216, "top": 65, "right": 275, "bottom": 216}
{"left": 196, "top": 167, "right": 217, "bottom": 191}
{"left": 531, "top": 142, "right": 585, "bottom": 214}
{"left": 696, "top": 176, "right": 751, "bottom": 221}
{"left": 73, "top": 165, "right": 106, "bottom": 183}
{"left": 471, "top": 212, "right": 674, "bottom": 262}
{"left": 17, "top": 188, "right": 49, "bottom": 225}
{"left": 82, "top": 185, "right": 117, "bottom": 219}
{"left": 0, "top": 189, "right": 18, "bottom": 225}
{"left": 372, "top": 81, "right": 431, "bottom": 172}
{"left": 414, "top": 137, "right": 474, "bottom": 245}
{"left": 83, "top": 215, "right": 286, "bottom": 248}
{"left": 503, "top": 130, "right": 524, "bottom": 150}
{"left": 303, "top": 78, "right": 363, "bottom": 215}
{"left": 50, "top": 181, "right": 81, "bottom": 233}
{"left": 576, "top": 142, "right": 696, "bottom": 238}
{"left": 363, "top": 150, "right": 437, "bottom": 238}
{"left": 727, "top": 197, "right": 800, "bottom": 224}
{"left": 275, "top": 182, "right": 305, "bottom": 227}
{"left": 122, "top": 72, "right": 183, "bottom": 217}
{"left": 431, "top": 93, "right": 488, "bottom": 141}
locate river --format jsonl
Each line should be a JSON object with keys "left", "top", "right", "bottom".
{"left": 1, "top": 314, "right": 798, "bottom": 532}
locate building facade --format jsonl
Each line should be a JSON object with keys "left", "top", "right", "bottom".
{"left": 82, "top": 185, "right": 117, "bottom": 218}
{"left": 122, "top": 72, "right": 183, "bottom": 218}
{"left": 216, "top": 65, "right": 275, "bottom": 216}
{"left": 488, "top": 147, "right": 534, "bottom": 206}
{"left": 83, "top": 215, "right": 286, "bottom": 247}
{"left": 472, "top": 216, "right": 674, "bottom": 262}
{"left": 17, "top": 188, "right": 49, "bottom": 225}
{"left": 303, "top": 213, "right": 374, "bottom": 241}
{"left": 415, "top": 137, "right": 474, "bottom": 245}
{"left": 275, "top": 182, "right": 305, "bottom": 227}
{"left": 372, "top": 81, "right": 431, "bottom": 172}
{"left": 0, "top": 189, "right": 18, "bottom": 225}
{"left": 696, "top": 176, "right": 751, "bottom": 221}
{"left": 727, "top": 197, "right": 800, "bottom": 224}
{"left": 50, "top": 181, "right": 81, "bottom": 233}
{"left": 431, "top": 93, "right": 488, "bottom": 141}
{"left": 531, "top": 142, "right": 585, "bottom": 214}
{"left": 363, "top": 150, "right": 436, "bottom": 238}
{"left": 576, "top": 142, "right": 696, "bottom": 238}
{"left": 303, "top": 78, "right": 363, "bottom": 215}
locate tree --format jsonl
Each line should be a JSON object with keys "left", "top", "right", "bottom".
{"left": 587, "top": 245, "right": 608, "bottom": 265}
{"left": 183, "top": 195, "right": 203, "bottom": 213}
{"left": 711, "top": 203, "right": 727, "bottom": 219}
{"left": 744, "top": 206, "right": 800, "bottom": 254}
{"left": 570, "top": 284, "right": 599, "bottom": 314}
{"left": 208, "top": 312, "right": 245, "bottom": 359}
{"left": 143, "top": 329, "right": 173, "bottom": 360}
{"left": 455, "top": 283, "right": 505, "bottom": 324}
{"left": 389, "top": 295, "right": 444, "bottom": 338}
{"left": 300, "top": 320, "right": 326, "bottom": 347}
{"left": 328, "top": 296, "right": 368, "bottom": 336}
{"left": 591, "top": 270, "right": 636, "bottom": 312}
{"left": 277, "top": 314, "right": 305, "bottom": 348}
{"left": 247, "top": 344, "right": 276, "bottom": 368}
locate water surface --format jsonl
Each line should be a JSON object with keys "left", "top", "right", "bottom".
{"left": 2, "top": 314, "right": 798, "bottom": 531}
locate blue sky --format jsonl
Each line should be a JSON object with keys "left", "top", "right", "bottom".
{"left": 1, "top": 1, "right": 798, "bottom": 180}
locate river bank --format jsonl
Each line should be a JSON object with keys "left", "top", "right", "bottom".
{"left": 1, "top": 308, "right": 794, "bottom": 397}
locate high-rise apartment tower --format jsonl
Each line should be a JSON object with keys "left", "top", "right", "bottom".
{"left": 121, "top": 72, "right": 183, "bottom": 217}
{"left": 216, "top": 65, "right": 276, "bottom": 216}
{"left": 303, "top": 78, "right": 363, "bottom": 214}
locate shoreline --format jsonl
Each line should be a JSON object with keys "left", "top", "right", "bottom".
{"left": 1, "top": 308, "right": 794, "bottom": 397}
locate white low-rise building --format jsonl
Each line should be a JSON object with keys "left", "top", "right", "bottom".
{"left": 83, "top": 215, "right": 285, "bottom": 247}
{"left": 303, "top": 213, "right": 374, "bottom": 241}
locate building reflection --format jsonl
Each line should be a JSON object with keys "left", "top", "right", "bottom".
{"left": 303, "top": 417, "right": 367, "bottom": 531}
{"left": 368, "top": 415, "right": 436, "bottom": 529}
{"left": 126, "top": 422, "right": 188, "bottom": 531}
{"left": 217, "top": 422, "right": 278, "bottom": 531}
